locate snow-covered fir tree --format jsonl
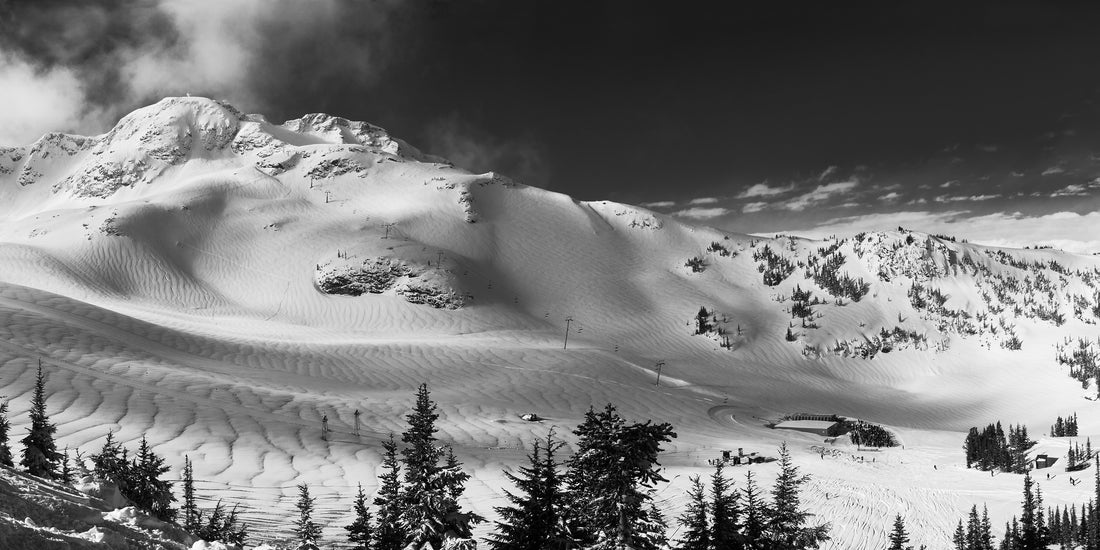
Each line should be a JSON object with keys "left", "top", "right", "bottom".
{"left": 888, "top": 514, "right": 910, "bottom": 550}
{"left": 182, "top": 456, "right": 201, "bottom": 533}
{"left": 20, "top": 362, "right": 61, "bottom": 479}
{"left": 374, "top": 433, "right": 406, "bottom": 550}
{"left": 346, "top": 482, "right": 374, "bottom": 550}
{"left": 766, "top": 442, "right": 830, "bottom": 549}
{"left": 676, "top": 476, "right": 710, "bottom": 550}
{"left": 739, "top": 470, "right": 769, "bottom": 548}
{"left": 564, "top": 403, "right": 675, "bottom": 550}
{"left": 399, "top": 383, "right": 479, "bottom": 550}
{"left": 294, "top": 483, "right": 322, "bottom": 549}
{"left": 0, "top": 400, "right": 12, "bottom": 468}
{"left": 710, "top": 460, "right": 740, "bottom": 549}
{"left": 489, "top": 430, "right": 568, "bottom": 550}
{"left": 132, "top": 436, "right": 176, "bottom": 521}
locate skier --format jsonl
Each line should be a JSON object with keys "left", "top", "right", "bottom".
{"left": 353, "top": 409, "right": 361, "bottom": 437}
{"left": 321, "top": 415, "right": 329, "bottom": 441}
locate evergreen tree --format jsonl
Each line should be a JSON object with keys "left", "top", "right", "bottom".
{"left": 710, "top": 460, "right": 740, "bottom": 550}
{"left": 565, "top": 403, "right": 676, "bottom": 550}
{"left": 0, "top": 400, "right": 13, "bottom": 467}
{"left": 182, "top": 456, "right": 201, "bottom": 533}
{"left": 1016, "top": 473, "right": 1044, "bottom": 550}
{"left": 888, "top": 514, "right": 910, "bottom": 550}
{"left": 489, "top": 431, "right": 568, "bottom": 550}
{"left": 374, "top": 434, "right": 405, "bottom": 550}
{"left": 20, "top": 362, "right": 61, "bottom": 478}
{"left": 91, "top": 431, "right": 125, "bottom": 482}
{"left": 739, "top": 470, "right": 769, "bottom": 550}
{"left": 440, "top": 446, "right": 480, "bottom": 540}
{"left": 198, "top": 502, "right": 226, "bottom": 543}
{"left": 676, "top": 476, "right": 710, "bottom": 550}
{"left": 197, "top": 501, "right": 249, "bottom": 545}
{"left": 953, "top": 521, "right": 965, "bottom": 550}
{"left": 132, "top": 436, "right": 176, "bottom": 521}
{"left": 765, "top": 442, "right": 830, "bottom": 549}
{"left": 964, "top": 428, "right": 980, "bottom": 469}
{"left": 1094, "top": 456, "right": 1100, "bottom": 547}
{"left": 293, "top": 483, "right": 322, "bottom": 549}
{"left": 399, "top": 384, "right": 479, "bottom": 550}
{"left": 221, "top": 504, "right": 248, "bottom": 546}
{"left": 346, "top": 483, "right": 373, "bottom": 550}
{"left": 966, "top": 505, "right": 982, "bottom": 550}
{"left": 59, "top": 447, "right": 73, "bottom": 484}
{"left": 695, "top": 307, "right": 712, "bottom": 335}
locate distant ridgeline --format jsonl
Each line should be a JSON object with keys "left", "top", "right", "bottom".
{"left": 681, "top": 229, "right": 1100, "bottom": 392}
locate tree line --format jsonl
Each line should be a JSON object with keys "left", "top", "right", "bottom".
{"left": 964, "top": 422, "right": 1034, "bottom": 473}
{"left": 0, "top": 367, "right": 834, "bottom": 549}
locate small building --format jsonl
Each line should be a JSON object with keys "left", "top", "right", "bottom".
{"left": 1034, "top": 454, "right": 1058, "bottom": 469}
{"left": 789, "top": 413, "right": 841, "bottom": 422}
{"left": 774, "top": 419, "right": 842, "bottom": 437}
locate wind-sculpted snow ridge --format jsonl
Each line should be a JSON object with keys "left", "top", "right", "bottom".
{"left": 1, "top": 97, "right": 1100, "bottom": 548}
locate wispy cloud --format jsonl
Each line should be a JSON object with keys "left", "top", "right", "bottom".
{"left": 1050, "top": 184, "right": 1089, "bottom": 197}
{"left": 1050, "top": 178, "right": 1100, "bottom": 197}
{"left": 783, "top": 180, "right": 860, "bottom": 211}
{"left": 424, "top": 113, "right": 548, "bottom": 187}
{"left": 933, "top": 194, "right": 1000, "bottom": 203}
{"left": 742, "top": 202, "right": 768, "bottom": 213}
{"left": 1042, "top": 165, "right": 1066, "bottom": 176}
{"left": 673, "top": 207, "right": 732, "bottom": 220}
{"left": 640, "top": 200, "right": 676, "bottom": 209}
{"left": 688, "top": 197, "right": 719, "bottom": 205}
{"left": 737, "top": 182, "right": 795, "bottom": 198}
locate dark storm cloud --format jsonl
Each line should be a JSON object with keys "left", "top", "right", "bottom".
{"left": 0, "top": 0, "right": 413, "bottom": 144}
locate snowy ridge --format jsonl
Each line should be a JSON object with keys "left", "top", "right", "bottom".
{"left": 0, "top": 97, "right": 1098, "bottom": 548}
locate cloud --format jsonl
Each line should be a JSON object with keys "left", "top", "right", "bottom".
{"left": 641, "top": 200, "right": 676, "bottom": 209}
{"left": 879, "top": 192, "right": 902, "bottom": 202}
{"left": 0, "top": 52, "right": 110, "bottom": 145}
{"left": 782, "top": 210, "right": 1100, "bottom": 254}
{"left": 688, "top": 197, "right": 719, "bottom": 205}
{"left": 742, "top": 202, "right": 768, "bottom": 213}
{"left": 783, "top": 180, "right": 859, "bottom": 211}
{"left": 424, "top": 113, "right": 548, "bottom": 187}
{"left": 818, "top": 165, "right": 839, "bottom": 181}
{"left": 737, "top": 182, "right": 795, "bottom": 198}
{"left": 1042, "top": 165, "right": 1066, "bottom": 176}
{"left": 934, "top": 194, "right": 1000, "bottom": 203}
{"left": 0, "top": 0, "right": 406, "bottom": 144}
{"left": 1050, "top": 184, "right": 1089, "bottom": 197}
{"left": 672, "top": 207, "right": 732, "bottom": 220}
{"left": 940, "top": 180, "right": 958, "bottom": 188}
{"left": 977, "top": 144, "right": 999, "bottom": 153}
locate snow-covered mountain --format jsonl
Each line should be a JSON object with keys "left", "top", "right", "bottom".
{"left": 1, "top": 97, "right": 1099, "bottom": 548}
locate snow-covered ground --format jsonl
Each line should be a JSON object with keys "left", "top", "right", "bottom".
{"left": 1, "top": 97, "right": 1099, "bottom": 548}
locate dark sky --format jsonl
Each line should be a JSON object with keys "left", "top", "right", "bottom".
{"left": 2, "top": 1, "right": 1099, "bottom": 249}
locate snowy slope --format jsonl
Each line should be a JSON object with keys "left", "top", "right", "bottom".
{"left": 0, "top": 97, "right": 1099, "bottom": 548}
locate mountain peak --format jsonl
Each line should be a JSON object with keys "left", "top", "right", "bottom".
{"left": 0, "top": 97, "right": 446, "bottom": 201}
